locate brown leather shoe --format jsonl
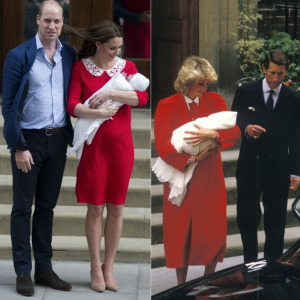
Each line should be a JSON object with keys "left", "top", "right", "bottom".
{"left": 16, "top": 273, "right": 34, "bottom": 297}
{"left": 34, "top": 270, "right": 72, "bottom": 291}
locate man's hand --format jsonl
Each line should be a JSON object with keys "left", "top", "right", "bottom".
{"left": 289, "top": 177, "right": 299, "bottom": 190}
{"left": 195, "top": 144, "right": 216, "bottom": 162}
{"left": 246, "top": 125, "right": 266, "bottom": 139}
{"left": 139, "top": 10, "right": 151, "bottom": 23}
{"left": 15, "top": 150, "right": 34, "bottom": 173}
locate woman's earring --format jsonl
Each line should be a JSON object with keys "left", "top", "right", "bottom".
{"left": 97, "top": 48, "right": 99, "bottom": 51}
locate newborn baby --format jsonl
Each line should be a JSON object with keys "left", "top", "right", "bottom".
{"left": 67, "top": 72, "right": 149, "bottom": 159}
{"left": 152, "top": 111, "right": 237, "bottom": 206}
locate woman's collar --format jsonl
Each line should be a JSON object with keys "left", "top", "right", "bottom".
{"left": 82, "top": 56, "right": 126, "bottom": 77}
{"left": 184, "top": 95, "right": 199, "bottom": 104}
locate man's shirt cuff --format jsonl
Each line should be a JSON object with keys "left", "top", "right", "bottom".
{"left": 245, "top": 125, "right": 251, "bottom": 138}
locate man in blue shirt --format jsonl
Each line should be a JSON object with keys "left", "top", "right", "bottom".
{"left": 2, "top": 0, "right": 76, "bottom": 296}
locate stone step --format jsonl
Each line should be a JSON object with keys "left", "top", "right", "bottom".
{"left": 151, "top": 199, "right": 298, "bottom": 245}
{"left": 151, "top": 178, "right": 300, "bottom": 213}
{"left": 151, "top": 138, "right": 157, "bottom": 158}
{"left": 131, "top": 109, "right": 151, "bottom": 150}
{"left": 151, "top": 226, "right": 300, "bottom": 268}
{"left": 220, "top": 150, "right": 239, "bottom": 178}
{"left": 0, "top": 145, "right": 150, "bottom": 179}
{"left": 0, "top": 234, "right": 150, "bottom": 264}
{"left": 0, "top": 175, "right": 150, "bottom": 208}
{"left": 0, "top": 204, "right": 150, "bottom": 239}
{"left": 0, "top": 108, "right": 151, "bottom": 150}
{"left": 151, "top": 150, "right": 239, "bottom": 185}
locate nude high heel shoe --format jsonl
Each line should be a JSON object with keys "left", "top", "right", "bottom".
{"left": 106, "top": 282, "right": 119, "bottom": 292}
{"left": 90, "top": 270, "right": 106, "bottom": 292}
{"left": 102, "top": 263, "right": 118, "bottom": 292}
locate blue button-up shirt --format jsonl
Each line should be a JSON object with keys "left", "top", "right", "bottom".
{"left": 20, "top": 34, "right": 66, "bottom": 129}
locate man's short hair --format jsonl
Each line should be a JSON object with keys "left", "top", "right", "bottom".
{"left": 263, "top": 49, "right": 290, "bottom": 71}
{"left": 38, "top": 0, "right": 64, "bottom": 18}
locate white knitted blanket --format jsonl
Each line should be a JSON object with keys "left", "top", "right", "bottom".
{"left": 67, "top": 72, "right": 149, "bottom": 159}
{"left": 152, "top": 111, "right": 237, "bottom": 207}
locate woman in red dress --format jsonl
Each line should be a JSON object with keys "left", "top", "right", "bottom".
{"left": 66, "top": 21, "right": 148, "bottom": 292}
{"left": 115, "top": 0, "right": 150, "bottom": 58}
{"left": 154, "top": 56, "right": 240, "bottom": 285}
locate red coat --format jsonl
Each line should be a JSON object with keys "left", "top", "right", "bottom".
{"left": 154, "top": 92, "right": 241, "bottom": 268}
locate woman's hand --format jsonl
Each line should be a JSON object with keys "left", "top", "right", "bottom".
{"left": 89, "top": 89, "right": 112, "bottom": 109}
{"left": 98, "top": 101, "right": 119, "bottom": 118}
{"left": 184, "top": 124, "right": 217, "bottom": 147}
{"left": 195, "top": 144, "right": 216, "bottom": 162}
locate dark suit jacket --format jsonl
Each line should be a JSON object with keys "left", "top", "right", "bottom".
{"left": 2, "top": 36, "right": 76, "bottom": 151}
{"left": 231, "top": 78, "right": 300, "bottom": 186}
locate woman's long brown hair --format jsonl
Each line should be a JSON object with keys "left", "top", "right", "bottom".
{"left": 62, "top": 20, "right": 124, "bottom": 60}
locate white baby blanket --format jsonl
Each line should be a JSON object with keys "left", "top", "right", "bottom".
{"left": 152, "top": 111, "right": 237, "bottom": 207}
{"left": 67, "top": 72, "right": 149, "bottom": 159}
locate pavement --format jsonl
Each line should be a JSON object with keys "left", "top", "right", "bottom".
{"left": 151, "top": 252, "right": 265, "bottom": 296}
{"left": 0, "top": 260, "right": 150, "bottom": 300}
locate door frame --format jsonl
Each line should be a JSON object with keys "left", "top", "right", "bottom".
{"left": 0, "top": 0, "right": 150, "bottom": 102}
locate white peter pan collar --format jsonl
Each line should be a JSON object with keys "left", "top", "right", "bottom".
{"left": 82, "top": 56, "right": 126, "bottom": 77}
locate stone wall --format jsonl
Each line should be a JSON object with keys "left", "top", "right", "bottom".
{"left": 199, "top": 0, "right": 243, "bottom": 108}
{"left": 258, "top": 0, "right": 300, "bottom": 39}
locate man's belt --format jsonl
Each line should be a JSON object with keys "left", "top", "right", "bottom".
{"left": 23, "top": 127, "right": 71, "bottom": 144}
{"left": 35, "top": 128, "right": 65, "bottom": 136}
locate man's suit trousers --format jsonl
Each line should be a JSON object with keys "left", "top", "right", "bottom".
{"left": 10, "top": 130, "right": 68, "bottom": 274}
{"left": 236, "top": 178, "right": 289, "bottom": 264}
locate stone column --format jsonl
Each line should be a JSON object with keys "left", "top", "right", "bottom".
{"left": 199, "top": 0, "right": 243, "bottom": 108}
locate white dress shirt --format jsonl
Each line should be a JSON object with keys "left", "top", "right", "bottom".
{"left": 262, "top": 77, "right": 281, "bottom": 107}
{"left": 246, "top": 78, "right": 298, "bottom": 179}
{"left": 245, "top": 78, "right": 281, "bottom": 137}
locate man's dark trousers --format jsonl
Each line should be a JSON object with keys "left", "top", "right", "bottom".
{"left": 232, "top": 78, "right": 300, "bottom": 264}
{"left": 11, "top": 130, "right": 68, "bottom": 274}
{"left": 236, "top": 162, "right": 290, "bottom": 263}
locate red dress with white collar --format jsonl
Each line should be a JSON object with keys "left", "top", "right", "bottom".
{"left": 67, "top": 57, "right": 148, "bottom": 205}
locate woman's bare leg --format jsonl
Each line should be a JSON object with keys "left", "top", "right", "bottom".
{"left": 85, "top": 203, "right": 105, "bottom": 287}
{"left": 102, "top": 203, "right": 124, "bottom": 287}
{"left": 176, "top": 264, "right": 189, "bottom": 285}
{"left": 204, "top": 260, "right": 218, "bottom": 276}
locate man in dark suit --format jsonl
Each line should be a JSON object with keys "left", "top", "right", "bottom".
{"left": 231, "top": 49, "right": 300, "bottom": 264}
{"left": 2, "top": 0, "right": 76, "bottom": 296}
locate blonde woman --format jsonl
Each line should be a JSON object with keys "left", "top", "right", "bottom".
{"left": 154, "top": 56, "right": 240, "bottom": 285}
